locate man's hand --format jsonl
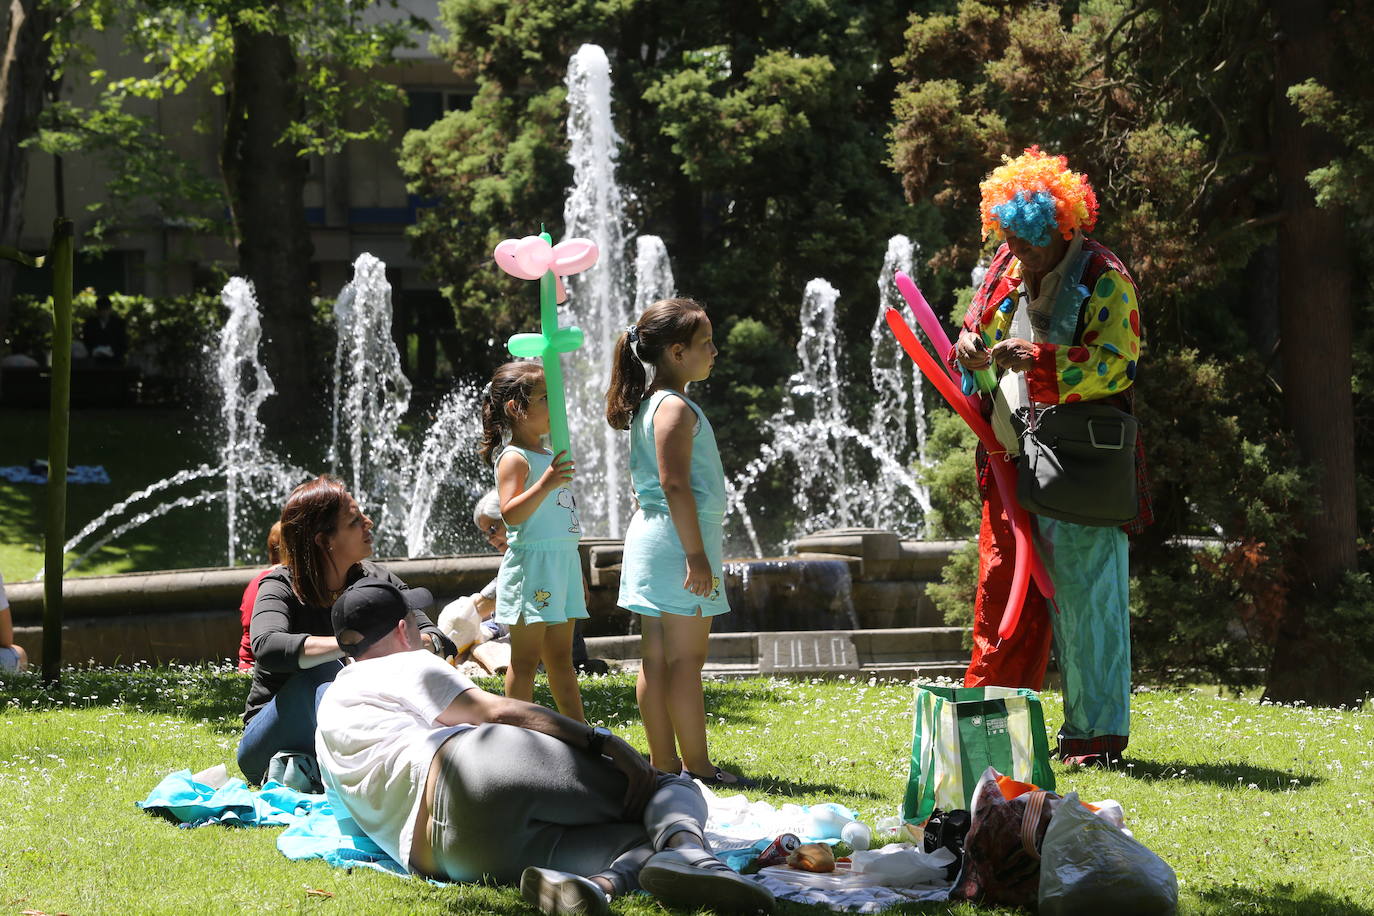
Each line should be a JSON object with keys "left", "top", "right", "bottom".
{"left": 604, "top": 736, "right": 659, "bottom": 820}
{"left": 991, "top": 338, "right": 1036, "bottom": 372}
{"left": 955, "top": 330, "right": 992, "bottom": 370}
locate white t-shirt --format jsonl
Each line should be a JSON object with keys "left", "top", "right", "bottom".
{"left": 0, "top": 573, "right": 9, "bottom": 611}
{"left": 315, "top": 650, "right": 477, "bottom": 871}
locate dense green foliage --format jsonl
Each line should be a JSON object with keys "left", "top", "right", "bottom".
{"left": 8, "top": 289, "right": 224, "bottom": 402}
{"left": 31, "top": 0, "right": 424, "bottom": 243}
{"left": 4, "top": 666, "right": 1374, "bottom": 914}
{"left": 891, "top": 0, "right": 1374, "bottom": 691}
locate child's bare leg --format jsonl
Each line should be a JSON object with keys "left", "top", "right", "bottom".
{"left": 662, "top": 610, "right": 714, "bottom": 775}
{"left": 505, "top": 621, "right": 546, "bottom": 703}
{"left": 636, "top": 614, "right": 681, "bottom": 772}
{"left": 541, "top": 621, "right": 585, "bottom": 723}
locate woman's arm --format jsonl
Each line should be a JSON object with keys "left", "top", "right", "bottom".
{"left": 653, "top": 395, "right": 713, "bottom": 597}
{"left": 250, "top": 576, "right": 340, "bottom": 671}
{"left": 298, "top": 636, "right": 345, "bottom": 667}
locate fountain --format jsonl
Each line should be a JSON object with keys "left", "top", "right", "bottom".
{"left": 562, "top": 43, "right": 634, "bottom": 539}
{"left": 865, "top": 235, "right": 933, "bottom": 526}
{"left": 50, "top": 280, "right": 306, "bottom": 576}
{"left": 725, "top": 240, "right": 934, "bottom": 555}
{"left": 38, "top": 44, "right": 953, "bottom": 640}
{"left": 328, "top": 253, "right": 487, "bottom": 558}
{"left": 633, "top": 236, "right": 676, "bottom": 312}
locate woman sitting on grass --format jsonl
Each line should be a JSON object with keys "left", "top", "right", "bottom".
{"left": 236, "top": 475, "right": 455, "bottom": 785}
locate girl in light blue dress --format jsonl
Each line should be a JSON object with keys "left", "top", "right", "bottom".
{"left": 605, "top": 298, "right": 753, "bottom": 788}
{"left": 480, "top": 360, "right": 587, "bottom": 723}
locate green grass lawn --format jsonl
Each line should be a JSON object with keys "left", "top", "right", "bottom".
{"left": 2, "top": 670, "right": 1371, "bottom": 915}
{"left": 0, "top": 406, "right": 239, "bottom": 579}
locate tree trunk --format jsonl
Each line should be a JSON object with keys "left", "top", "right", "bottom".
{"left": 0, "top": 0, "right": 56, "bottom": 341}
{"left": 221, "top": 20, "right": 315, "bottom": 424}
{"left": 1264, "top": 0, "right": 1359, "bottom": 706}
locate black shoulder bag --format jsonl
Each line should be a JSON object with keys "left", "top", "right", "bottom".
{"left": 1014, "top": 400, "right": 1138, "bottom": 527}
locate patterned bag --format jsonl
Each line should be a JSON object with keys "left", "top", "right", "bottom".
{"left": 902, "top": 684, "right": 1055, "bottom": 825}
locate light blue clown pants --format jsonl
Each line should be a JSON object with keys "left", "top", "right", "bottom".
{"left": 1037, "top": 516, "right": 1131, "bottom": 741}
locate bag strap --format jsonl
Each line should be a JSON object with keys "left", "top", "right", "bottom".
{"left": 1021, "top": 790, "right": 1049, "bottom": 861}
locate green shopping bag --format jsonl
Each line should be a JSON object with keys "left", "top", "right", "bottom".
{"left": 902, "top": 684, "right": 1055, "bottom": 825}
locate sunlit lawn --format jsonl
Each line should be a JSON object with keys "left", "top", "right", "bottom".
{"left": 0, "top": 407, "right": 239, "bottom": 579}
{"left": 1, "top": 668, "right": 1371, "bottom": 915}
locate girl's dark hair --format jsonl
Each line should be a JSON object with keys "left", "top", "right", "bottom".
{"left": 480, "top": 360, "right": 545, "bottom": 464}
{"left": 279, "top": 475, "right": 349, "bottom": 608}
{"left": 605, "top": 298, "right": 707, "bottom": 430}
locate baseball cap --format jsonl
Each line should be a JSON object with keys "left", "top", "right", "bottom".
{"left": 331, "top": 577, "right": 434, "bottom": 658}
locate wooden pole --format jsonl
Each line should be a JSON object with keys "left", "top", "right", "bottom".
{"left": 42, "top": 217, "right": 74, "bottom": 684}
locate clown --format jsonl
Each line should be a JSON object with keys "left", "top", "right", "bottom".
{"left": 953, "top": 147, "right": 1152, "bottom": 768}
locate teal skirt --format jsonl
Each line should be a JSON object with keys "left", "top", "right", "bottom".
{"left": 618, "top": 509, "right": 730, "bottom": 617}
{"left": 495, "top": 544, "right": 589, "bottom": 626}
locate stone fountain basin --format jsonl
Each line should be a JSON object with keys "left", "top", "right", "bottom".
{"left": 7, "top": 530, "right": 966, "bottom": 669}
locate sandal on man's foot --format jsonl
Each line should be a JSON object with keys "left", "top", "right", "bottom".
{"left": 639, "top": 847, "right": 775, "bottom": 914}
{"left": 681, "top": 765, "right": 757, "bottom": 789}
{"left": 519, "top": 867, "right": 610, "bottom": 916}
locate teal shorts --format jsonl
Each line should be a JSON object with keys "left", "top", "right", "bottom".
{"left": 495, "top": 544, "right": 589, "bottom": 626}
{"left": 618, "top": 510, "right": 730, "bottom": 618}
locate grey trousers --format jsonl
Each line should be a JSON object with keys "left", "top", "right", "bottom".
{"left": 428, "top": 723, "right": 707, "bottom": 894}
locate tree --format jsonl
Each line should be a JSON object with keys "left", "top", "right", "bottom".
{"left": 0, "top": 0, "right": 58, "bottom": 340}
{"left": 220, "top": 17, "right": 315, "bottom": 409}
{"left": 27, "top": 0, "right": 423, "bottom": 418}
{"left": 401, "top": 0, "right": 922, "bottom": 483}
{"left": 1263, "top": 0, "right": 1360, "bottom": 704}
{"left": 889, "top": 0, "right": 1372, "bottom": 700}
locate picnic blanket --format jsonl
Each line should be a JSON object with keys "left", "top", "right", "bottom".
{"left": 138, "top": 769, "right": 955, "bottom": 910}
{"left": 0, "top": 464, "right": 110, "bottom": 485}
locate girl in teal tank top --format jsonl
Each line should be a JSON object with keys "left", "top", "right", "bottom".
{"left": 605, "top": 298, "right": 754, "bottom": 788}
{"left": 480, "top": 361, "right": 587, "bottom": 724}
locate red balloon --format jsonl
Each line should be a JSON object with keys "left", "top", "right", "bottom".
{"left": 883, "top": 308, "right": 1054, "bottom": 642}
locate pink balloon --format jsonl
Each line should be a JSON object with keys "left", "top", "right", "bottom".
{"left": 513, "top": 235, "right": 553, "bottom": 278}
{"left": 552, "top": 238, "right": 598, "bottom": 276}
{"left": 493, "top": 239, "right": 542, "bottom": 280}
{"left": 894, "top": 271, "right": 960, "bottom": 384}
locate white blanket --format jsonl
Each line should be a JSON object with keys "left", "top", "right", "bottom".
{"left": 696, "top": 783, "right": 954, "bottom": 912}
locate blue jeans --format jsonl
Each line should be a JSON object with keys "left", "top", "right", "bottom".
{"left": 236, "top": 661, "right": 342, "bottom": 784}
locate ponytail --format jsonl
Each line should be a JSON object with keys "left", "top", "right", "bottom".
{"left": 480, "top": 361, "right": 544, "bottom": 464}
{"left": 605, "top": 330, "right": 648, "bottom": 430}
{"left": 604, "top": 298, "right": 707, "bottom": 430}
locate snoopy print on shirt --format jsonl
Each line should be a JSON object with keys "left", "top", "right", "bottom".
{"left": 556, "top": 489, "right": 582, "bottom": 534}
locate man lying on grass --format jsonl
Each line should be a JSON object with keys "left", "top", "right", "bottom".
{"left": 316, "top": 577, "right": 774, "bottom": 915}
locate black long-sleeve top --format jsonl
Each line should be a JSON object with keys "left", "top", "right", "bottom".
{"left": 242, "top": 560, "right": 454, "bottom": 723}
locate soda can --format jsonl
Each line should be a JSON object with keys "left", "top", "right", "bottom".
{"left": 755, "top": 833, "right": 802, "bottom": 868}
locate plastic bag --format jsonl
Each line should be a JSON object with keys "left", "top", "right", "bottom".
{"left": 848, "top": 843, "right": 955, "bottom": 886}
{"left": 1039, "top": 792, "right": 1178, "bottom": 916}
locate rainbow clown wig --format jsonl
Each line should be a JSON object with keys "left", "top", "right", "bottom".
{"left": 979, "top": 147, "right": 1098, "bottom": 247}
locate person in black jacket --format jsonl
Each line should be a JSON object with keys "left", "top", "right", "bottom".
{"left": 81, "top": 297, "right": 127, "bottom": 362}
{"left": 237, "top": 474, "right": 454, "bottom": 784}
